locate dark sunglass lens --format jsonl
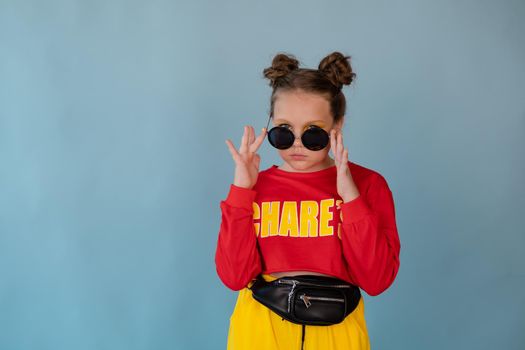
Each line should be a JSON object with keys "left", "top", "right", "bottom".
{"left": 301, "top": 127, "right": 329, "bottom": 151}
{"left": 268, "top": 127, "right": 295, "bottom": 150}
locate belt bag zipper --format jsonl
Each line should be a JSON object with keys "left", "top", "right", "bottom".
{"left": 299, "top": 293, "right": 345, "bottom": 308}
{"left": 277, "top": 278, "right": 352, "bottom": 288}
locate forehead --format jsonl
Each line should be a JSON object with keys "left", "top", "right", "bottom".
{"left": 273, "top": 90, "right": 332, "bottom": 125}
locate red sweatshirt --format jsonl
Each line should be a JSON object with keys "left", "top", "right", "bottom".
{"left": 214, "top": 161, "right": 401, "bottom": 296}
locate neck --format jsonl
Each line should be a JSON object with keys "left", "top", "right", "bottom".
{"left": 279, "top": 156, "right": 336, "bottom": 173}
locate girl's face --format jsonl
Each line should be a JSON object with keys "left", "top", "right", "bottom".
{"left": 272, "top": 89, "right": 343, "bottom": 172}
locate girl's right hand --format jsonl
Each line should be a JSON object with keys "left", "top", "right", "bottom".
{"left": 225, "top": 125, "right": 267, "bottom": 190}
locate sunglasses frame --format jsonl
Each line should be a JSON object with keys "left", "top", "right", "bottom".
{"left": 265, "top": 115, "right": 331, "bottom": 151}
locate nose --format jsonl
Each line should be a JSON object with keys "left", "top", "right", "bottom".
{"left": 292, "top": 133, "right": 302, "bottom": 147}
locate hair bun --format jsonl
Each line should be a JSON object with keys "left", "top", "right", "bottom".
{"left": 263, "top": 53, "right": 300, "bottom": 88}
{"left": 318, "top": 51, "right": 356, "bottom": 90}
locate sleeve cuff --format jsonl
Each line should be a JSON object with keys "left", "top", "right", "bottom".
{"left": 340, "top": 195, "right": 372, "bottom": 223}
{"left": 225, "top": 184, "right": 257, "bottom": 209}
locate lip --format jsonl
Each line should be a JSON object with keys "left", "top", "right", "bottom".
{"left": 290, "top": 154, "right": 307, "bottom": 158}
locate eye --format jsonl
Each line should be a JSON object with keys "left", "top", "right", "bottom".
{"left": 306, "top": 124, "right": 322, "bottom": 130}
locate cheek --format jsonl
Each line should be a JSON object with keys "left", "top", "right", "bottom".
{"left": 316, "top": 149, "right": 330, "bottom": 158}
{"left": 306, "top": 148, "right": 330, "bottom": 159}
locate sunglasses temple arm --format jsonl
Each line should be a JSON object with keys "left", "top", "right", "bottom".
{"left": 265, "top": 115, "right": 272, "bottom": 131}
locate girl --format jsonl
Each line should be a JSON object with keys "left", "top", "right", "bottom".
{"left": 215, "top": 52, "right": 401, "bottom": 350}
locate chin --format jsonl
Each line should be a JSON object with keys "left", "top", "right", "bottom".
{"left": 286, "top": 160, "right": 320, "bottom": 171}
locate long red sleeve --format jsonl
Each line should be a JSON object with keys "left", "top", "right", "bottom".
{"left": 339, "top": 174, "right": 401, "bottom": 296}
{"left": 215, "top": 184, "right": 262, "bottom": 291}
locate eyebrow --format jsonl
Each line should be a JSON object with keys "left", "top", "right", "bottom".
{"left": 273, "top": 118, "right": 327, "bottom": 124}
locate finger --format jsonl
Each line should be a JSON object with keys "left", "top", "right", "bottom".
{"left": 337, "top": 131, "right": 344, "bottom": 162}
{"left": 330, "top": 129, "right": 338, "bottom": 161}
{"left": 239, "top": 126, "right": 248, "bottom": 154}
{"left": 339, "top": 148, "right": 349, "bottom": 172}
{"left": 338, "top": 133, "right": 346, "bottom": 167}
{"left": 254, "top": 153, "right": 261, "bottom": 170}
{"left": 225, "top": 139, "right": 241, "bottom": 162}
{"left": 244, "top": 125, "right": 251, "bottom": 153}
{"left": 335, "top": 143, "right": 342, "bottom": 168}
{"left": 336, "top": 130, "right": 343, "bottom": 165}
{"left": 248, "top": 126, "right": 255, "bottom": 146}
{"left": 339, "top": 148, "right": 348, "bottom": 170}
{"left": 249, "top": 127, "right": 267, "bottom": 153}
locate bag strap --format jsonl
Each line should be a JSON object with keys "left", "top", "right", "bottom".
{"left": 301, "top": 324, "right": 306, "bottom": 350}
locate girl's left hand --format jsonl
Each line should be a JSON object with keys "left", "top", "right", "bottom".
{"left": 330, "top": 129, "right": 360, "bottom": 203}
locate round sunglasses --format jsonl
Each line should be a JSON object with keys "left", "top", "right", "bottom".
{"left": 265, "top": 115, "right": 330, "bottom": 151}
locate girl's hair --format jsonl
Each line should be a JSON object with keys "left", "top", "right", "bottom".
{"left": 263, "top": 51, "right": 356, "bottom": 124}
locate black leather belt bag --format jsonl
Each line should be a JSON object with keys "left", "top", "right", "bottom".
{"left": 248, "top": 274, "right": 361, "bottom": 326}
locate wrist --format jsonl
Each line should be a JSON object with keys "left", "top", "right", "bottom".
{"left": 226, "top": 184, "right": 257, "bottom": 208}
{"left": 341, "top": 190, "right": 360, "bottom": 203}
{"left": 233, "top": 182, "right": 253, "bottom": 190}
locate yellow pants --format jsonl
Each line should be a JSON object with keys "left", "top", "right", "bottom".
{"left": 227, "top": 274, "right": 371, "bottom": 350}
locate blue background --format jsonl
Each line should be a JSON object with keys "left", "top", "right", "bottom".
{"left": 1, "top": 1, "right": 524, "bottom": 349}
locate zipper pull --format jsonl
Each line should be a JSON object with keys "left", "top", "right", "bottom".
{"left": 301, "top": 294, "right": 312, "bottom": 308}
